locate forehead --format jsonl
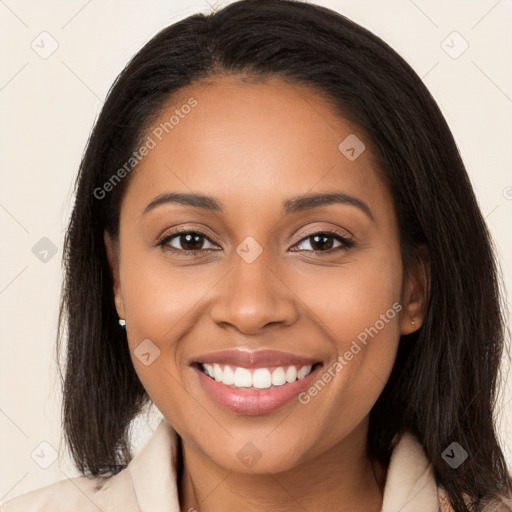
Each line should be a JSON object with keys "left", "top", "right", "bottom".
{"left": 121, "top": 76, "right": 391, "bottom": 221}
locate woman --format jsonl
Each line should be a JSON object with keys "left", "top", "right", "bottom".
{"left": 2, "top": 0, "right": 511, "bottom": 511}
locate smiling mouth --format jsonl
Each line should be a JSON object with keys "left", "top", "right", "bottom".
{"left": 194, "top": 362, "right": 323, "bottom": 390}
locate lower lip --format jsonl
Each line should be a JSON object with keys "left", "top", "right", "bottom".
{"left": 193, "top": 364, "right": 323, "bottom": 415}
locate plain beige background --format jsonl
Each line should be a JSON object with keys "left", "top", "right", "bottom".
{"left": 1, "top": 0, "right": 511, "bottom": 502}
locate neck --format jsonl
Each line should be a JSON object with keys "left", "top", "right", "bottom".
{"left": 178, "top": 423, "right": 386, "bottom": 512}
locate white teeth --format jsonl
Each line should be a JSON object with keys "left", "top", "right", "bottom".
{"left": 297, "top": 365, "right": 312, "bottom": 379}
{"left": 234, "top": 367, "right": 252, "bottom": 387}
{"left": 204, "top": 363, "right": 214, "bottom": 378}
{"left": 285, "top": 366, "right": 297, "bottom": 383}
{"left": 252, "top": 368, "right": 272, "bottom": 389}
{"left": 222, "top": 365, "right": 235, "bottom": 385}
{"left": 271, "top": 367, "right": 286, "bottom": 386}
{"left": 213, "top": 363, "right": 223, "bottom": 382}
{"left": 201, "top": 363, "right": 315, "bottom": 389}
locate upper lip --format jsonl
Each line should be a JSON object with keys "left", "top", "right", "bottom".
{"left": 192, "top": 349, "right": 321, "bottom": 369}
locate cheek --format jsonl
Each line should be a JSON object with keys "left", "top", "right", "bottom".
{"left": 290, "top": 250, "right": 403, "bottom": 431}
{"left": 120, "top": 250, "right": 215, "bottom": 342}
{"left": 294, "top": 247, "right": 402, "bottom": 349}
{"left": 117, "top": 250, "right": 214, "bottom": 402}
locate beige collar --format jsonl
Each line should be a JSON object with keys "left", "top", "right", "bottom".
{"left": 126, "top": 418, "right": 440, "bottom": 512}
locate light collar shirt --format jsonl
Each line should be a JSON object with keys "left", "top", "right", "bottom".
{"left": 0, "top": 417, "right": 459, "bottom": 512}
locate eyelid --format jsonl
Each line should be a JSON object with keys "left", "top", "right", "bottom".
{"left": 293, "top": 226, "right": 354, "bottom": 245}
{"left": 155, "top": 227, "right": 220, "bottom": 249}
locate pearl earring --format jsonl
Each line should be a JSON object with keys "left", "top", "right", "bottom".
{"left": 411, "top": 320, "right": 415, "bottom": 326}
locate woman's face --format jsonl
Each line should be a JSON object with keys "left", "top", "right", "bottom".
{"left": 105, "top": 76, "right": 426, "bottom": 473}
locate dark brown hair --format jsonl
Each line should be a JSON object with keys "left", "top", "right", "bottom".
{"left": 57, "top": 1, "right": 512, "bottom": 510}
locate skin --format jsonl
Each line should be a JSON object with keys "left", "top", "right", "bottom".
{"left": 105, "top": 75, "right": 429, "bottom": 512}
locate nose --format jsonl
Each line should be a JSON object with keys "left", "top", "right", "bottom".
{"left": 210, "top": 249, "right": 299, "bottom": 335}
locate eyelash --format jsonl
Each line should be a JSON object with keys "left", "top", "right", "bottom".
{"left": 156, "top": 228, "right": 355, "bottom": 256}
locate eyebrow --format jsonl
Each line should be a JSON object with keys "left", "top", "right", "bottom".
{"left": 143, "top": 191, "right": 375, "bottom": 223}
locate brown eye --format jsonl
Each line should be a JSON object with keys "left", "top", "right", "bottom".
{"left": 293, "top": 231, "right": 354, "bottom": 253}
{"left": 158, "top": 231, "right": 218, "bottom": 253}
{"left": 157, "top": 229, "right": 354, "bottom": 256}
{"left": 174, "top": 233, "right": 206, "bottom": 251}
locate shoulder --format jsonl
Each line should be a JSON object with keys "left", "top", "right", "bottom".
{"left": 0, "top": 417, "right": 181, "bottom": 512}
{"left": 386, "top": 432, "right": 512, "bottom": 512}
{"left": 0, "top": 467, "right": 139, "bottom": 512}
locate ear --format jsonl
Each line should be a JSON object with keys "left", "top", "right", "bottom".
{"left": 400, "top": 244, "right": 430, "bottom": 335}
{"left": 104, "top": 230, "right": 125, "bottom": 320}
